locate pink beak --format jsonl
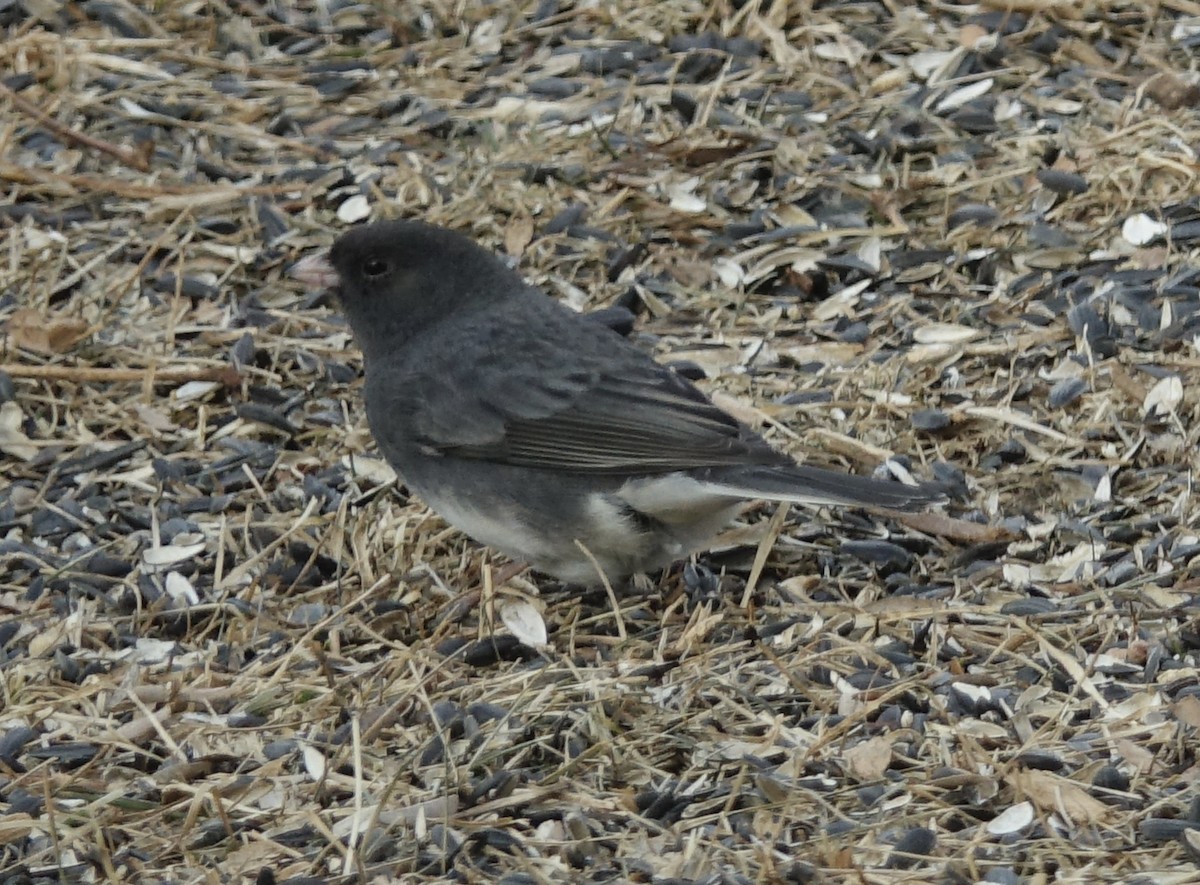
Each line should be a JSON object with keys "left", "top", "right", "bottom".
{"left": 290, "top": 253, "right": 340, "bottom": 290}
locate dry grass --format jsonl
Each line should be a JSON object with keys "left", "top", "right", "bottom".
{"left": 3, "top": 1, "right": 1200, "bottom": 882}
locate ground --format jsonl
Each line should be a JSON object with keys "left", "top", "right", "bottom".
{"left": 2, "top": 1, "right": 1200, "bottom": 882}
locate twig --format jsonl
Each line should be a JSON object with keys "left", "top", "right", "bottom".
{"left": 0, "top": 163, "right": 305, "bottom": 199}
{"left": 576, "top": 539, "right": 626, "bottom": 641}
{"left": 0, "top": 80, "right": 151, "bottom": 172}
{"left": 740, "top": 503, "right": 789, "bottom": 608}
{"left": 0, "top": 364, "right": 242, "bottom": 385}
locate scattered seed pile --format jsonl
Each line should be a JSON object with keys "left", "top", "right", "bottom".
{"left": 3, "top": 1, "right": 1200, "bottom": 881}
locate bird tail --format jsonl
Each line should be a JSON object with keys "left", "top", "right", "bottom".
{"left": 696, "top": 464, "right": 948, "bottom": 511}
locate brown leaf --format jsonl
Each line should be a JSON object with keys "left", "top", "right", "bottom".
{"left": 0, "top": 813, "right": 34, "bottom": 846}
{"left": 1107, "top": 360, "right": 1148, "bottom": 405}
{"left": 676, "top": 140, "right": 754, "bottom": 167}
{"left": 958, "top": 24, "right": 988, "bottom": 49}
{"left": 0, "top": 401, "right": 38, "bottom": 461}
{"left": 781, "top": 341, "right": 863, "bottom": 366}
{"left": 1144, "top": 72, "right": 1200, "bottom": 111}
{"left": 505, "top": 215, "right": 534, "bottom": 257}
{"left": 1008, "top": 769, "right": 1111, "bottom": 825}
{"left": 7, "top": 308, "right": 90, "bottom": 354}
{"left": 844, "top": 735, "right": 893, "bottom": 781}
{"left": 898, "top": 511, "right": 1016, "bottom": 544}
{"left": 1132, "top": 246, "right": 1170, "bottom": 270}
{"left": 1173, "top": 695, "right": 1200, "bottom": 729}
{"left": 1115, "top": 738, "right": 1155, "bottom": 775}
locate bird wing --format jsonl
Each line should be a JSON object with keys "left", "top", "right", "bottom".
{"left": 450, "top": 364, "right": 788, "bottom": 473}
{"left": 372, "top": 307, "right": 789, "bottom": 476}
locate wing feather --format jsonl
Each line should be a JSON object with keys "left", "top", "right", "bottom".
{"left": 373, "top": 299, "right": 789, "bottom": 475}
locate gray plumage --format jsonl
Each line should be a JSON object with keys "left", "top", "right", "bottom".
{"left": 292, "top": 220, "right": 945, "bottom": 584}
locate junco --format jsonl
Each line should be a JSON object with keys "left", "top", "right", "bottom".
{"left": 292, "top": 220, "right": 946, "bottom": 584}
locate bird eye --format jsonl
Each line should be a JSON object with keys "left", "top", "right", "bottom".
{"left": 362, "top": 257, "right": 390, "bottom": 278}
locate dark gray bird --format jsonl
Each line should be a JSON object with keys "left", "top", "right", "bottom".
{"left": 292, "top": 220, "right": 945, "bottom": 584}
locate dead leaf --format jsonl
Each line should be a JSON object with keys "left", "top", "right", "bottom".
{"left": 1115, "top": 738, "right": 1155, "bottom": 775}
{"left": 1144, "top": 72, "right": 1200, "bottom": 111}
{"left": 1173, "top": 695, "right": 1200, "bottom": 729}
{"left": 0, "top": 813, "right": 34, "bottom": 846}
{"left": 1132, "top": 246, "right": 1170, "bottom": 270}
{"left": 958, "top": 23, "right": 989, "bottom": 49}
{"left": 505, "top": 215, "right": 534, "bottom": 257}
{"left": 0, "top": 401, "right": 38, "bottom": 460}
{"left": 898, "top": 511, "right": 1016, "bottom": 543}
{"left": 781, "top": 341, "right": 864, "bottom": 367}
{"left": 7, "top": 308, "right": 90, "bottom": 354}
{"left": 132, "top": 403, "right": 178, "bottom": 434}
{"left": 1008, "top": 769, "right": 1112, "bottom": 825}
{"left": 1106, "top": 361, "right": 1148, "bottom": 405}
{"left": 844, "top": 735, "right": 893, "bottom": 781}
{"left": 680, "top": 143, "right": 750, "bottom": 167}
